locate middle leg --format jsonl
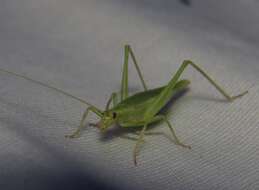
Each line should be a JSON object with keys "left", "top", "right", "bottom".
{"left": 156, "top": 115, "right": 191, "bottom": 149}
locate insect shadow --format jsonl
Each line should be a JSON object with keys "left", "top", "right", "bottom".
{"left": 180, "top": 0, "right": 191, "bottom": 6}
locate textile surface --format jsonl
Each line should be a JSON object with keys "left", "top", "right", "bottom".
{"left": 0, "top": 0, "right": 258, "bottom": 189}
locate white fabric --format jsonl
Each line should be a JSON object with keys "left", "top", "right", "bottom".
{"left": 0, "top": 0, "right": 258, "bottom": 189}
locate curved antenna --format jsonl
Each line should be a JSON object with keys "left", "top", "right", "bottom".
{"left": 0, "top": 68, "right": 102, "bottom": 113}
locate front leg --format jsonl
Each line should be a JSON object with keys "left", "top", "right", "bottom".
{"left": 65, "top": 106, "right": 102, "bottom": 138}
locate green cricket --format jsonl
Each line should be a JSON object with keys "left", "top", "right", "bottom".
{"left": 0, "top": 45, "right": 248, "bottom": 165}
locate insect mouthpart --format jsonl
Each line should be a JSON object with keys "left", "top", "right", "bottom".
{"left": 95, "top": 120, "right": 108, "bottom": 132}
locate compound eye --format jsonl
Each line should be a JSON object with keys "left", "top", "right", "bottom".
{"left": 112, "top": 112, "right": 117, "bottom": 119}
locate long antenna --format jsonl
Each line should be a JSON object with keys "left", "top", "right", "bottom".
{"left": 0, "top": 67, "right": 99, "bottom": 109}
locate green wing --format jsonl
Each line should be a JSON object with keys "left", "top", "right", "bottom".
{"left": 111, "top": 79, "right": 190, "bottom": 127}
